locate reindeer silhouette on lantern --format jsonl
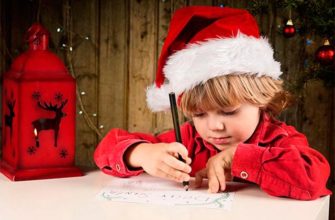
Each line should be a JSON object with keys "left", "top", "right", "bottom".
{"left": 4, "top": 90, "right": 16, "bottom": 146}
{"left": 32, "top": 99, "right": 68, "bottom": 147}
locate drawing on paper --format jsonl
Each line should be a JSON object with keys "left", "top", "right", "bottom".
{"left": 97, "top": 174, "right": 234, "bottom": 209}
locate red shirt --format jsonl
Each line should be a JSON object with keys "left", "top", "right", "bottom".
{"left": 94, "top": 113, "right": 331, "bottom": 200}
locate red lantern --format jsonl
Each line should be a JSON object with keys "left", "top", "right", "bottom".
{"left": 315, "top": 39, "right": 335, "bottom": 65}
{"left": 283, "top": 19, "right": 296, "bottom": 38}
{"left": 0, "top": 23, "right": 82, "bottom": 180}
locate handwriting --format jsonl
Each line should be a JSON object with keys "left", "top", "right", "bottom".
{"left": 97, "top": 175, "right": 234, "bottom": 209}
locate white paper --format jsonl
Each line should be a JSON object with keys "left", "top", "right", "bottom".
{"left": 97, "top": 174, "right": 234, "bottom": 209}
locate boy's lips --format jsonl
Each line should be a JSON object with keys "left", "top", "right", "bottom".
{"left": 208, "top": 136, "right": 231, "bottom": 145}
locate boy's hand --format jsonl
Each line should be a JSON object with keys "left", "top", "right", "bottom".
{"left": 125, "top": 143, "right": 192, "bottom": 183}
{"left": 194, "top": 146, "right": 237, "bottom": 193}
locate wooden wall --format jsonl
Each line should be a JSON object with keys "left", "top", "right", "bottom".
{"left": 0, "top": 0, "right": 334, "bottom": 217}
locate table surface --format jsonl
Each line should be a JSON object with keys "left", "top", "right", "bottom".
{"left": 0, "top": 170, "right": 329, "bottom": 220}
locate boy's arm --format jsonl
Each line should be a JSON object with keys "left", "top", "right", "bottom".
{"left": 231, "top": 133, "right": 331, "bottom": 200}
{"left": 94, "top": 123, "right": 194, "bottom": 178}
{"left": 93, "top": 128, "right": 149, "bottom": 177}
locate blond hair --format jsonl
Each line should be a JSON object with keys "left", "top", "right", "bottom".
{"left": 180, "top": 74, "right": 292, "bottom": 118}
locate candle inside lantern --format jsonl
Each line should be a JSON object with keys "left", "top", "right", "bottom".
{"left": 34, "top": 128, "right": 40, "bottom": 147}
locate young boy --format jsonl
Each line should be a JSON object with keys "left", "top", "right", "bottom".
{"left": 94, "top": 6, "right": 331, "bottom": 200}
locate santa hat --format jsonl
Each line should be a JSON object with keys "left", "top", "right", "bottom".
{"left": 146, "top": 6, "right": 282, "bottom": 112}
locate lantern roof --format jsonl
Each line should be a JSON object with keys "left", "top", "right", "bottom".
{"left": 5, "top": 23, "right": 74, "bottom": 81}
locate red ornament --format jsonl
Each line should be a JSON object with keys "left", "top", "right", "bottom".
{"left": 315, "top": 39, "right": 335, "bottom": 65}
{"left": 283, "top": 19, "right": 296, "bottom": 38}
{"left": 0, "top": 23, "right": 82, "bottom": 180}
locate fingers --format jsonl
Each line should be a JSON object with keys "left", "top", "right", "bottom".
{"left": 163, "top": 154, "right": 192, "bottom": 174}
{"left": 207, "top": 164, "right": 226, "bottom": 193}
{"left": 167, "top": 143, "right": 192, "bottom": 165}
{"left": 194, "top": 166, "right": 227, "bottom": 193}
{"left": 160, "top": 143, "right": 192, "bottom": 183}
{"left": 194, "top": 168, "right": 207, "bottom": 188}
{"left": 142, "top": 143, "right": 191, "bottom": 183}
{"left": 157, "top": 162, "right": 190, "bottom": 183}
{"left": 215, "top": 165, "right": 226, "bottom": 191}
{"left": 207, "top": 165, "right": 219, "bottom": 193}
{"left": 225, "top": 169, "right": 232, "bottom": 181}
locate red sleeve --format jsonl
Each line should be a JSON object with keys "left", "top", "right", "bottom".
{"left": 231, "top": 133, "right": 331, "bottom": 200}
{"left": 94, "top": 123, "right": 194, "bottom": 178}
{"left": 94, "top": 129, "right": 147, "bottom": 177}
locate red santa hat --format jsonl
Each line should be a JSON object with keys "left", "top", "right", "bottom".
{"left": 146, "top": 6, "right": 282, "bottom": 112}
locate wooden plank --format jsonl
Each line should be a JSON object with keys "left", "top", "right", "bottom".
{"left": 38, "top": 0, "right": 64, "bottom": 58}
{"left": 70, "top": 0, "right": 99, "bottom": 168}
{"left": 188, "top": 0, "right": 213, "bottom": 6}
{"left": 98, "top": 0, "right": 128, "bottom": 135}
{"left": 223, "top": 0, "right": 248, "bottom": 8}
{"left": 253, "top": 6, "right": 271, "bottom": 37}
{"left": 274, "top": 11, "right": 301, "bottom": 129}
{"left": 0, "top": 0, "right": 5, "bottom": 158}
{"left": 271, "top": 8, "right": 296, "bottom": 127}
{"left": 267, "top": 7, "right": 302, "bottom": 133}
{"left": 172, "top": 0, "right": 188, "bottom": 11}
{"left": 8, "top": 0, "right": 34, "bottom": 56}
{"left": 0, "top": 0, "right": 6, "bottom": 73}
{"left": 154, "top": 0, "right": 174, "bottom": 134}
{"left": 302, "top": 81, "right": 331, "bottom": 158}
{"left": 128, "top": 0, "right": 157, "bottom": 133}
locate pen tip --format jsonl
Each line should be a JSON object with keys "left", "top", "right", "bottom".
{"left": 184, "top": 185, "right": 189, "bottom": 191}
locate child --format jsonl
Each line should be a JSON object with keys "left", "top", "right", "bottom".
{"left": 94, "top": 6, "right": 331, "bottom": 200}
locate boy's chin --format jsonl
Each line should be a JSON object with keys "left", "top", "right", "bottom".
{"left": 213, "top": 143, "right": 235, "bottom": 151}
{"left": 213, "top": 144, "right": 227, "bottom": 151}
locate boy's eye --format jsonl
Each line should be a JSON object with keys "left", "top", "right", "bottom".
{"left": 193, "top": 112, "right": 206, "bottom": 117}
{"left": 223, "top": 111, "right": 236, "bottom": 115}
{"left": 219, "top": 109, "right": 238, "bottom": 115}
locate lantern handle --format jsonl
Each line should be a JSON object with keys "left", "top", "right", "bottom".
{"left": 25, "top": 23, "right": 50, "bottom": 50}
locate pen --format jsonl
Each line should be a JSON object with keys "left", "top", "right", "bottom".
{"left": 169, "top": 92, "right": 190, "bottom": 191}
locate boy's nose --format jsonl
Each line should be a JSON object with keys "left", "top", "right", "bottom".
{"left": 208, "top": 117, "right": 225, "bottom": 131}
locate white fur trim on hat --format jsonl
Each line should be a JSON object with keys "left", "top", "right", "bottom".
{"left": 147, "top": 33, "right": 282, "bottom": 112}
